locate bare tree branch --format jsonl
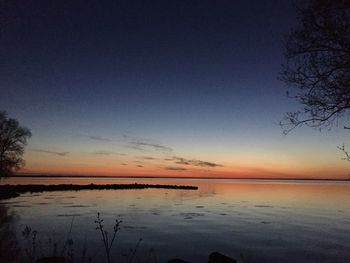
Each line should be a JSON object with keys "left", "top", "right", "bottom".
{"left": 280, "top": 0, "right": 350, "bottom": 132}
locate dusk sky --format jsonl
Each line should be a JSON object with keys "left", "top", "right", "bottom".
{"left": 1, "top": 0, "right": 349, "bottom": 179}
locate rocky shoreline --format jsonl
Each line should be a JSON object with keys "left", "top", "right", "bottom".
{"left": 0, "top": 183, "right": 198, "bottom": 200}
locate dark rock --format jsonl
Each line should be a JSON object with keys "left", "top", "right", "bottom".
{"left": 168, "top": 259, "right": 190, "bottom": 263}
{"left": 36, "top": 257, "right": 65, "bottom": 263}
{"left": 208, "top": 252, "right": 237, "bottom": 263}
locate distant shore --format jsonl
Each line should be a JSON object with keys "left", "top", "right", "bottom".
{"left": 6, "top": 174, "right": 350, "bottom": 182}
{"left": 0, "top": 183, "right": 198, "bottom": 200}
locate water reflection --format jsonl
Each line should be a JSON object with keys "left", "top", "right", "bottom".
{"left": 0, "top": 178, "right": 350, "bottom": 262}
{"left": 0, "top": 204, "right": 18, "bottom": 263}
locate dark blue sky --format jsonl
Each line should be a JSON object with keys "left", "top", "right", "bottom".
{"left": 2, "top": 0, "right": 296, "bottom": 127}
{"left": 1, "top": 0, "right": 347, "bottom": 178}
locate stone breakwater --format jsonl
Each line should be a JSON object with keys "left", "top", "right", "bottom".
{"left": 0, "top": 183, "right": 198, "bottom": 200}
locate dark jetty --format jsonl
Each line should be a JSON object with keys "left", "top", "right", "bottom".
{"left": 0, "top": 183, "right": 198, "bottom": 200}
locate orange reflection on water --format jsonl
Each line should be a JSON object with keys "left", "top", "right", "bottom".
{"left": 205, "top": 180, "right": 350, "bottom": 210}
{"left": 2, "top": 177, "right": 350, "bottom": 211}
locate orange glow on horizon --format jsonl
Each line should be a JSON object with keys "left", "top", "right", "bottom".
{"left": 20, "top": 162, "right": 349, "bottom": 180}
{"left": 22, "top": 148, "right": 350, "bottom": 180}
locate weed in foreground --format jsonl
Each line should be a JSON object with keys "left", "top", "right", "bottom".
{"left": 94, "top": 212, "right": 122, "bottom": 263}
{"left": 22, "top": 226, "right": 37, "bottom": 263}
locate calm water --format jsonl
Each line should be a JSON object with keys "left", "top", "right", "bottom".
{"left": 1, "top": 177, "right": 350, "bottom": 263}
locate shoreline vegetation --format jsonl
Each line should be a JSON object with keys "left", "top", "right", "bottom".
{"left": 0, "top": 183, "right": 198, "bottom": 200}
{"left": 1, "top": 211, "right": 241, "bottom": 263}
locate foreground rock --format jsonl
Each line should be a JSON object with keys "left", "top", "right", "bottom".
{"left": 167, "top": 252, "right": 237, "bottom": 263}
{"left": 208, "top": 252, "right": 237, "bottom": 263}
{"left": 168, "top": 259, "right": 190, "bottom": 263}
{"left": 36, "top": 257, "right": 65, "bottom": 263}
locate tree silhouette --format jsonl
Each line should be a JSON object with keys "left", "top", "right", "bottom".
{"left": 0, "top": 111, "right": 31, "bottom": 178}
{"left": 280, "top": 0, "right": 350, "bottom": 133}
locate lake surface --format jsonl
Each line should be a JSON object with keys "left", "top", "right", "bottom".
{"left": 1, "top": 177, "right": 350, "bottom": 263}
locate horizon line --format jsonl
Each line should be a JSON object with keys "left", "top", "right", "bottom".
{"left": 8, "top": 173, "right": 350, "bottom": 182}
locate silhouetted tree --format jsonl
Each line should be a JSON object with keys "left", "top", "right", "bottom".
{"left": 0, "top": 111, "right": 31, "bottom": 178}
{"left": 280, "top": 0, "right": 350, "bottom": 133}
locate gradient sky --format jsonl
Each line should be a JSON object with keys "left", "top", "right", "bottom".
{"left": 1, "top": 0, "right": 349, "bottom": 179}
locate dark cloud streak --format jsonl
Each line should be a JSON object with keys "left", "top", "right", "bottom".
{"left": 142, "top": 156, "right": 156, "bottom": 160}
{"left": 31, "top": 149, "right": 69, "bottom": 156}
{"left": 164, "top": 166, "right": 187, "bottom": 171}
{"left": 77, "top": 134, "right": 112, "bottom": 142}
{"left": 93, "top": 150, "right": 126, "bottom": 156}
{"left": 129, "top": 141, "right": 172, "bottom": 153}
{"left": 170, "top": 156, "right": 223, "bottom": 168}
